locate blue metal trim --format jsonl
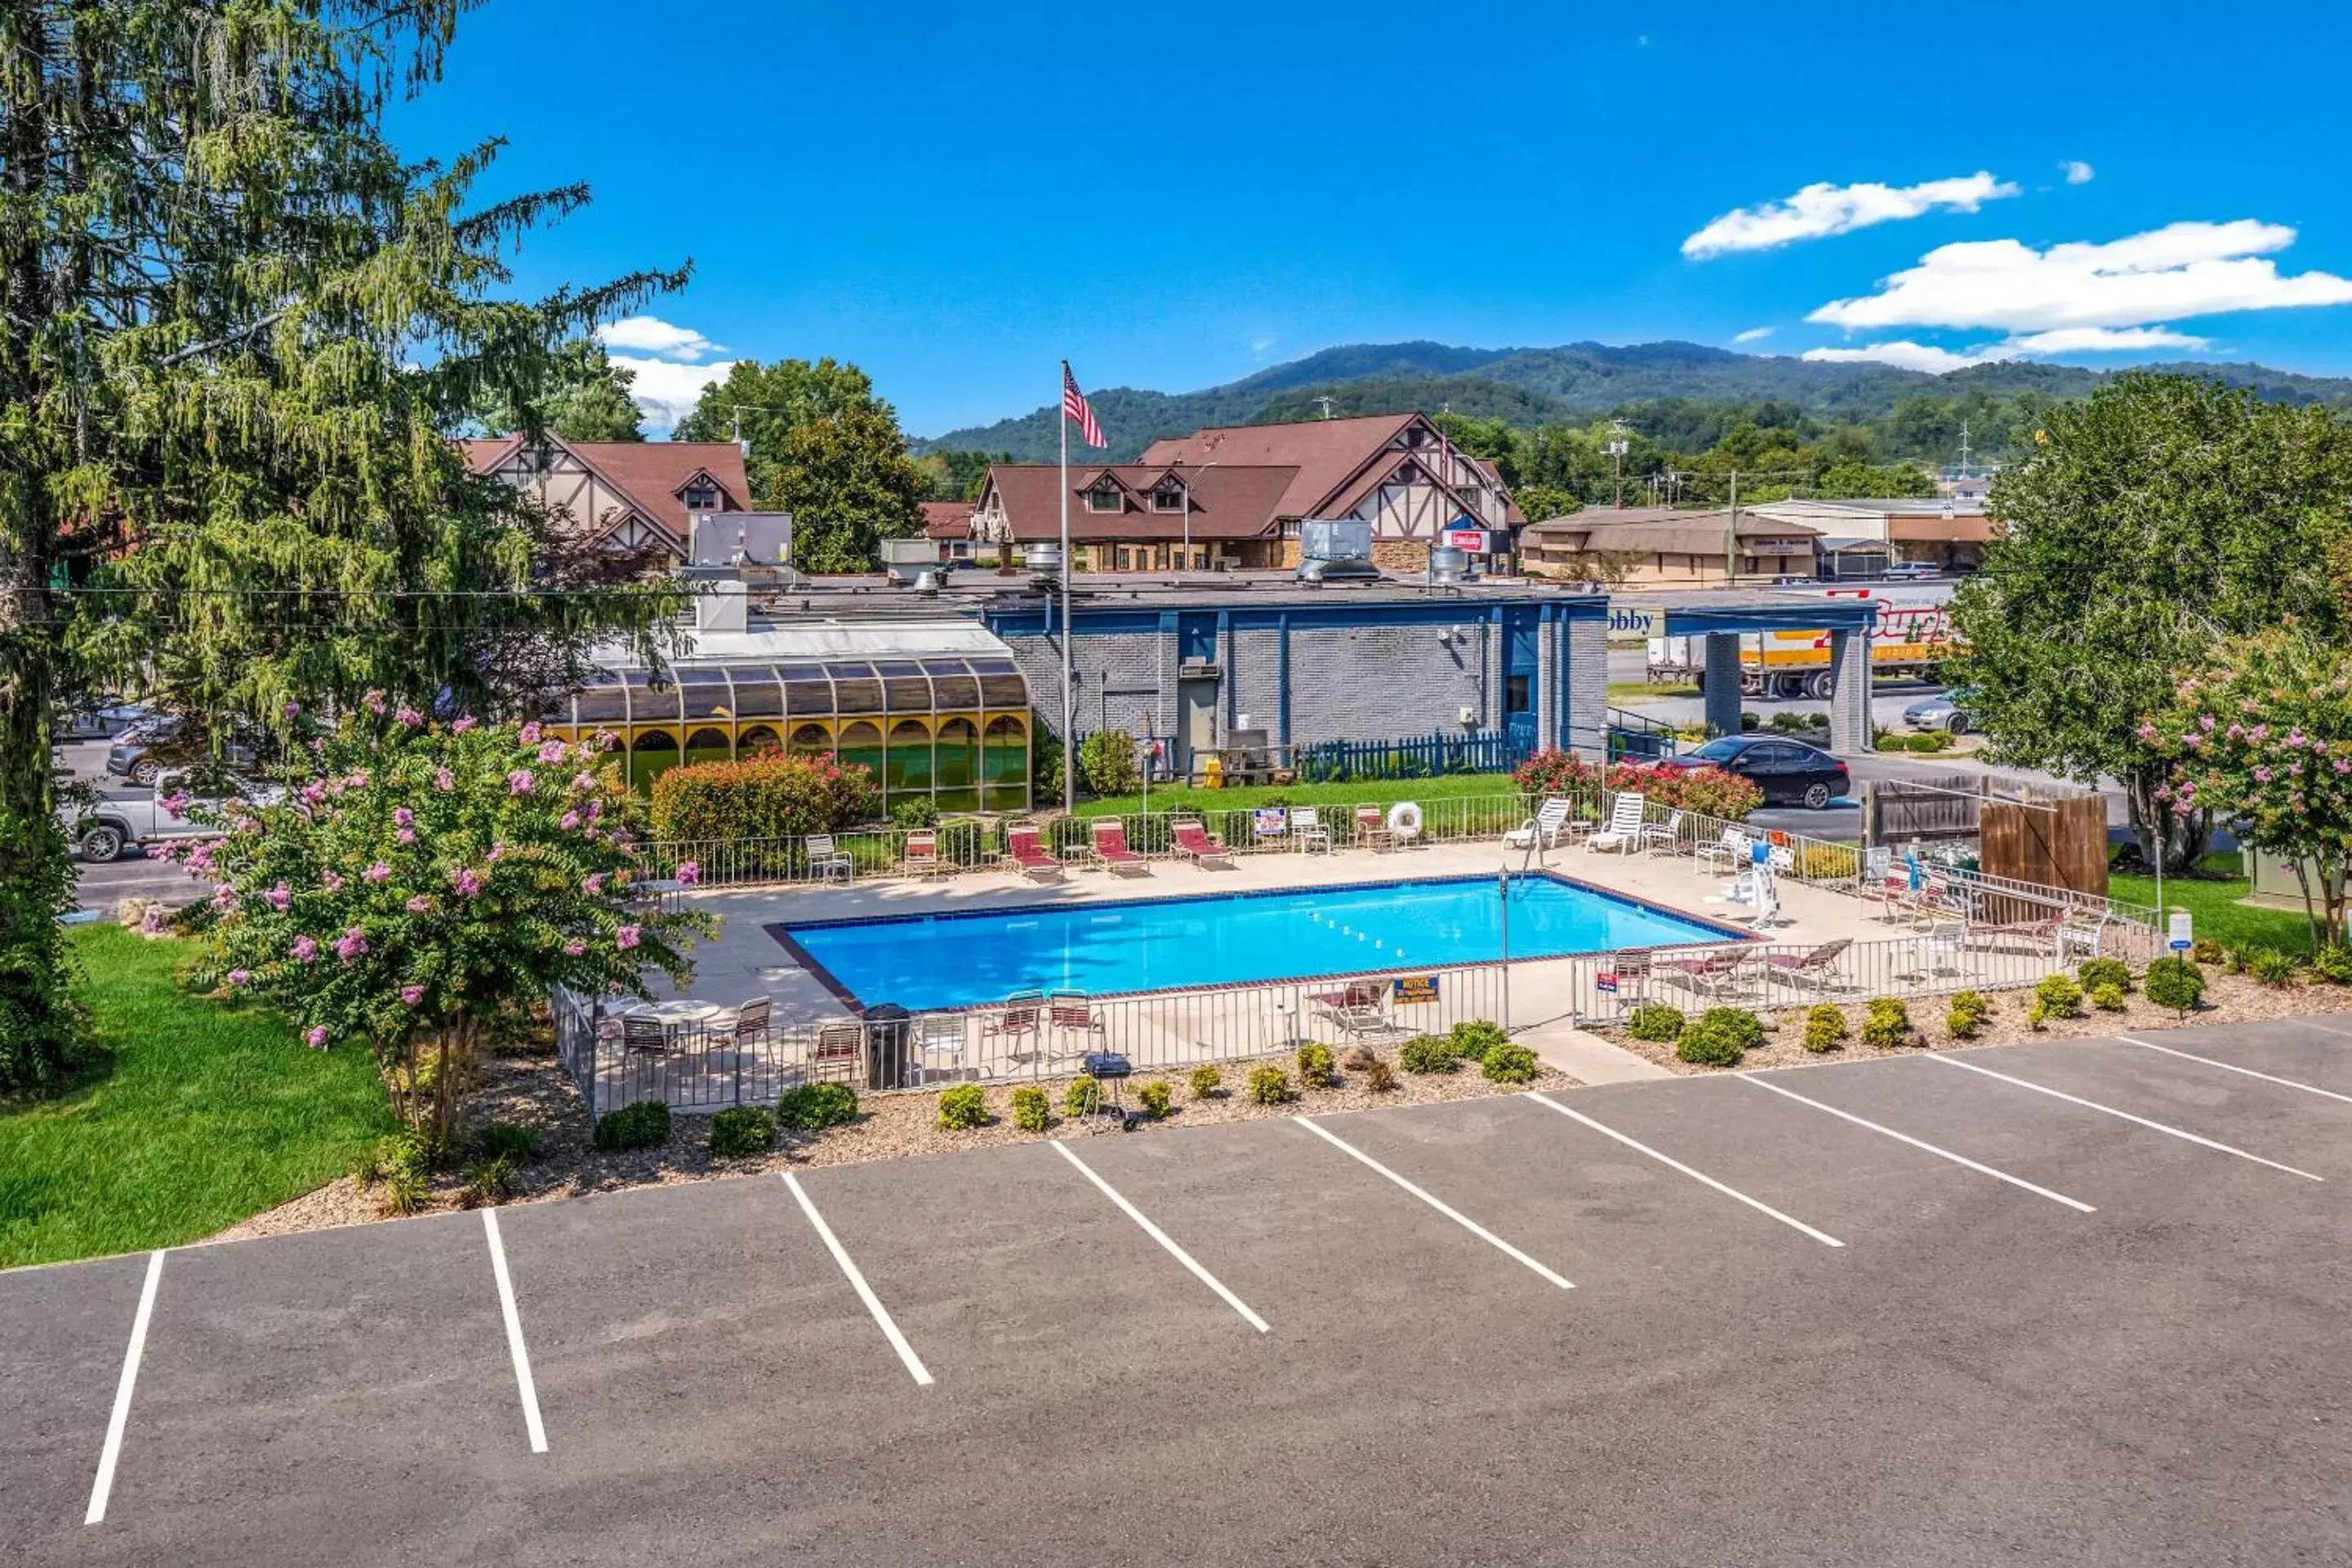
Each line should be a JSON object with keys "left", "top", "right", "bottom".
{"left": 1277, "top": 612, "right": 1292, "bottom": 746}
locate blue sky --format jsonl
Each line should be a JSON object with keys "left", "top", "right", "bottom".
{"left": 389, "top": 0, "right": 2352, "bottom": 434}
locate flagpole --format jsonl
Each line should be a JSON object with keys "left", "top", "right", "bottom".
{"left": 1058, "top": 361, "right": 1076, "bottom": 812}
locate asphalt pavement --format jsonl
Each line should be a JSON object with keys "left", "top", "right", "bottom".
{"left": 9, "top": 1017, "right": 2350, "bottom": 1566}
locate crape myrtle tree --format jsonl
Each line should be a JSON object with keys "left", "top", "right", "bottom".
{"left": 1950, "top": 374, "right": 2352, "bottom": 873}
{"left": 0, "top": 2, "right": 686, "bottom": 1090}
{"left": 2148, "top": 630, "right": 2352, "bottom": 951}
{"left": 180, "top": 706, "right": 702, "bottom": 1146}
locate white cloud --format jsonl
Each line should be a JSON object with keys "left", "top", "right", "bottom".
{"left": 1682, "top": 172, "right": 2019, "bottom": 259}
{"left": 599, "top": 314, "right": 728, "bottom": 363}
{"left": 1731, "top": 326, "right": 1775, "bottom": 344}
{"left": 2007, "top": 325, "right": 2209, "bottom": 353}
{"left": 611, "top": 355, "right": 734, "bottom": 431}
{"left": 2061, "top": 160, "right": 2096, "bottom": 185}
{"left": 1807, "top": 219, "right": 2352, "bottom": 334}
{"left": 1801, "top": 341, "right": 2013, "bottom": 374}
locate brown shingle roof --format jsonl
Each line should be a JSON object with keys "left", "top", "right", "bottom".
{"left": 461, "top": 436, "right": 751, "bottom": 548}
{"left": 920, "top": 500, "right": 974, "bottom": 540}
{"left": 1523, "top": 506, "right": 1821, "bottom": 557}
{"left": 982, "top": 464, "right": 1298, "bottom": 541}
{"left": 1138, "top": 412, "right": 1420, "bottom": 519}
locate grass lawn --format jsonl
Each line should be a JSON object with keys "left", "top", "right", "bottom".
{"left": 2109, "top": 852, "right": 2319, "bottom": 956}
{"left": 1075, "top": 772, "right": 1524, "bottom": 818}
{"left": 1607, "top": 679, "right": 1697, "bottom": 702}
{"left": 0, "top": 924, "right": 393, "bottom": 1268}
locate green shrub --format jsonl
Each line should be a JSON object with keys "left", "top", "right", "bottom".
{"left": 2027, "top": 999, "right": 2050, "bottom": 1031}
{"left": 2249, "top": 947, "right": 2302, "bottom": 987}
{"left": 2189, "top": 937, "right": 2225, "bottom": 964}
{"left": 349, "top": 1144, "right": 386, "bottom": 1188}
{"left": 1481, "top": 1041, "right": 1540, "bottom": 1084}
{"left": 381, "top": 1169, "right": 429, "bottom": 1217}
{"left": 592, "top": 1099, "right": 672, "bottom": 1152}
{"left": 889, "top": 795, "right": 939, "bottom": 829}
{"left": 1793, "top": 843, "right": 1860, "bottom": 881}
{"left": 1802, "top": 1004, "right": 1847, "bottom": 1054}
{"left": 710, "top": 1106, "right": 777, "bottom": 1156}
{"left": 2312, "top": 944, "right": 2352, "bottom": 984}
{"left": 461, "top": 1153, "right": 519, "bottom": 1206}
{"left": 1449, "top": 1019, "right": 1510, "bottom": 1062}
{"left": 648, "top": 752, "right": 878, "bottom": 844}
{"left": 477, "top": 1121, "right": 540, "bottom": 1161}
{"left": 1946, "top": 990, "right": 1990, "bottom": 1039}
{"left": 1627, "top": 1004, "right": 1686, "bottom": 1042}
{"left": 1137, "top": 1079, "right": 1174, "bottom": 1120}
{"left": 1861, "top": 997, "right": 1913, "bottom": 1049}
{"left": 1076, "top": 730, "right": 1141, "bottom": 796}
{"left": 1398, "top": 1034, "right": 1458, "bottom": 1074}
{"left": 1188, "top": 1063, "right": 1223, "bottom": 1100}
{"left": 2089, "top": 981, "right": 2127, "bottom": 1012}
{"left": 2144, "top": 957, "right": 2206, "bottom": 1011}
{"left": 776, "top": 1081, "right": 859, "bottom": 1131}
{"left": 1677, "top": 1008, "right": 1762, "bottom": 1067}
{"left": 2034, "top": 973, "right": 2084, "bottom": 1019}
{"left": 1362, "top": 1058, "right": 1399, "bottom": 1094}
{"left": 1010, "top": 1085, "right": 1052, "bottom": 1132}
{"left": 2075, "top": 957, "right": 2132, "bottom": 994}
{"left": 936, "top": 1085, "right": 990, "bottom": 1130}
{"left": 2219, "top": 943, "right": 2252, "bottom": 976}
{"left": 1247, "top": 1065, "right": 1294, "bottom": 1104}
{"left": 1064, "top": 1074, "right": 1102, "bottom": 1117}
{"left": 1294, "top": 1042, "right": 1337, "bottom": 1089}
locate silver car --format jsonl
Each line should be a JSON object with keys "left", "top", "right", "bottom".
{"left": 1901, "top": 691, "right": 1976, "bottom": 733}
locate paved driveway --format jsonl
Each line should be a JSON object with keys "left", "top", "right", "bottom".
{"left": 8, "top": 1018, "right": 2350, "bottom": 1566}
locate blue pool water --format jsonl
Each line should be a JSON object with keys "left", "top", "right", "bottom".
{"left": 777, "top": 875, "right": 1740, "bottom": 1010}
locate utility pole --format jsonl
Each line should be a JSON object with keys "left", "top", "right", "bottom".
{"left": 1606, "top": 421, "right": 1631, "bottom": 508}
{"left": 1724, "top": 469, "right": 1740, "bottom": 585}
{"left": 1311, "top": 395, "right": 1336, "bottom": 421}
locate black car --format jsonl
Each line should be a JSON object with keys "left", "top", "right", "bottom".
{"left": 1656, "top": 735, "right": 1851, "bottom": 810}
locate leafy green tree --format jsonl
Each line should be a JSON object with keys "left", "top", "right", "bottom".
{"left": 1813, "top": 461, "right": 1936, "bottom": 499}
{"left": 477, "top": 339, "right": 645, "bottom": 443}
{"left": 0, "top": 1, "right": 680, "bottom": 1091}
{"left": 673, "top": 358, "right": 889, "bottom": 495}
{"left": 1512, "top": 483, "right": 1579, "bottom": 521}
{"left": 1952, "top": 374, "right": 2352, "bottom": 871}
{"left": 913, "top": 448, "right": 1010, "bottom": 502}
{"left": 768, "top": 408, "right": 929, "bottom": 572}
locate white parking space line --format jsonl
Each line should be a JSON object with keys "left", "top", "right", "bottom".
{"left": 1291, "top": 1116, "right": 1575, "bottom": 1290}
{"left": 1526, "top": 1092, "right": 1845, "bottom": 1248}
{"left": 482, "top": 1209, "right": 549, "bottom": 1454}
{"left": 1740, "top": 1073, "right": 2096, "bottom": 1213}
{"left": 84, "top": 1249, "right": 164, "bottom": 1526}
{"left": 2119, "top": 1035, "right": 2352, "bottom": 1106}
{"left": 2284, "top": 1015, "right": 2352, "bottom": 1044}
{"left": 1048, "top": 1141, "right": 1271, "bottom": 1333}
{"left": 780, "top": 1172, "right": 936, "bottom": 1386}
{"left": 1927, "top": 1054, "right": 2325, "bottom": 1181}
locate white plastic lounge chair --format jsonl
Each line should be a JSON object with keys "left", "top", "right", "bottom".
{"left": 1694, "top": 827, "right": 1751, "bottom": 873}
{"left": 1291, "top": 806, "right": 1332, "bottom": 854}
{"left": 1504, "top": 796, "right": 1572, "bottom": 853}
{"left": 1587, "top": 793, "right": 1649, "bottom": 855}
{"left": 1637, "top": 808, "right": 1685, "bottom": 856}
{"left": 805, "top": 833, "right": 854, "bottom": 884}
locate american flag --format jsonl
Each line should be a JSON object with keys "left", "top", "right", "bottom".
{"left": 1062, "top": 363, "right": 1106, "bottom": 448}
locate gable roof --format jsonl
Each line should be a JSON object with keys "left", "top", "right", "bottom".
{"left": 980, "top": 463, "right": 1299, "bottom": 541}
{"left": 1139, "top": 413, "right": 1422, "bottom": 519}
{"left": 461, "top": 435, "right": 751, "bottom": 548}
{"left": 1524, "top": 506, "right": 1821, "bottom": 557}
{"left": 919, "top": 500, "right": 974, "bottom": 540}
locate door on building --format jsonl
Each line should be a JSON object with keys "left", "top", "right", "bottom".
{"left": 1176, "top": 677, "right": 1218, "bottom": 780}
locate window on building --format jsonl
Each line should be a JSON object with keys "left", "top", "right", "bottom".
{"left": 1506, "top": 674, "right": 1531, "bottom": 715}
{"left": 1280, "top": 519, "right": 1302, "bottom": 538}
{"left": 1085, "top": 482, "right": 1122, "bottom": 513}
{"left": 1152, "top": 482, "right": 1185, "bottom": 513}
{"left": 684, "top": 484, "right": 719, "bottom": 511}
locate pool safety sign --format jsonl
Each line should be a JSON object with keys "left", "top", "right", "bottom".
{"left": 1596, "top": 969, "right": 1619, "bottom": 994}
{"left": 2168, "top": 911, "right": 2193, "bottom": 952}
{"left": 1253, "top": 807, "right": 1289, "bottom": 837}
{"left": 1392, "top": 975, "right": 1441, "bottom": 1005}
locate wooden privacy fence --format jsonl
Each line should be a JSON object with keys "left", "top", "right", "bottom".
{"left": 1980, "top": 794, "right": 2109, "bottom": 898}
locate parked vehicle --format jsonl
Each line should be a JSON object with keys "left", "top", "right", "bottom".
{"left": 1646, "top": 590, "right": 1959, "bottom": 698}
{"left": 62, "top": 699, "right": 150, "bottom": 741}
{"left": 61, "top": 790, "right": 214, "bottom": 862}
{"left": 1653, "top": 735, "right": 1851, "bottom": 810}
{"left": 1881, "top": 561, "right": 1941, "bottom": 581}
{"left": 105, "top": 716, "right": 258, "bottom": 787}
{"left": 1901, "top": 688, "right": 1979, "bottom": 734}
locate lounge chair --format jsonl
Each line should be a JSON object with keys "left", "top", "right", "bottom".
{"left": 1503, "top": 796, "right": 1572, "bottom": 853}
{"left": 1694, "top": 827, "right": 1752, "bottom": 873}
{"left": 1655, "top": 949, "right": 1757, "bottom": 1000}
{"left": 1005, "top": 823, "right": 1065, "bottom": 883}
{"left": 1587, "top": 792, "right": 1649, "bottom": 855}
{"left": 1172, "top": 818, "right": 1232, "bottom": 868}
{"left": 1355, "top": 804, "right": 1396, "bottom": 853}
{"left": 1309, "top": 979, "right": 1408, "bottom": 1045}
{"left": 898, "top": 830, "right": 946, "bottom": 880}
{"left": 1291, "top": 806, "right": 1332, "bottom": 854}
{"left": 1090, "top": 818, "right": 1151, "bottom": 877}
{"left": 1637, "top": 808, "right": 1686, "bottom": 856}
{"left": 805, "top": 833, "right": 854, "bottom": 885}
{"left": 1760, "top": 938, "right": 1852, "bottom": 993}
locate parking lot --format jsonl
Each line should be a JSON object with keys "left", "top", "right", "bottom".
{"left": 7, "top": 1018, "right": 2350, "bottom": 1567}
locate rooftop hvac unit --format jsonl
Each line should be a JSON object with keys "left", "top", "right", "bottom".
{"left": 1427, "top": 546, "right": 1470, "bottom": 587}
{"left": 1296, "top": 517, "right": 1379, "bottom": 583}
{"left": 1024, "top": 541, "right": 1064, "bottom": 591}
{"left": 880, "top": 537, "right": 941, "bottom": 586}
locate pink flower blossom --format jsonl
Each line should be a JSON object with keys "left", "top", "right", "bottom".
{"left": 2287, "top": 730, "right": 2308, "bottom": 749}
{"left": 2136, "top": 721, "right": 2158, "bottom": 742}
{"left": 159, "top": 791, "right": 190, "bottom": 819}
{"left": 394, "top": 806, "right": 415, "bottom": 827}
{"left": 362, "top": 688, "right": 386, "bottom": 715}
{"left": 399, "top": 984, "right": 424, "bottom": 1006}
{"left": 212, "top": 884, "right": 238, "bottom": 911}
{"left": 676, "top": 861, "right": 701, "bottom": 886}
{"left": 394, "top": 706, "right": 425, "bottom": 728}
{"left": 321, "top": 869, "right": 345, "bottom": 893}
{"left": 452, "top": 715, "right": 478, "bottom": 734}
{"left": 571, "top": 772, "right": 594, "bottom": 792}
{"left": 283, "top": 700, "right": 301, "bottom": 720}
{"left": 537, "top": 740, "right": 568, "bottom": 764}
{"left": 452, "top": 868, "right": 483, "bottom": 897}
{"left": 562, "top": 938, "right": 586, "bottom": 957}
{"left": 519, "top": 721, "right": 544, "bottom": 745}
{"left": 434, "top": 768, "right": 454, "bottom": 792}
{"left": 397, "top": 827, "right": 417, "bottom": 844}
{"left": 266, "top": 882, "right": 292, "bottom": 912}
{"left": 581, "top": 873, "right": 606, "bottom": 896}
{"left": 2251, "top": 724, "right": 2271, "bottom": 742}
{"left": 2227, "top": 724, "right": 2246, "bottom": 740}
{"left": 291, "top": 935, "right": 319, "bottom": 963}
{"left": 145, "top": 843, "right": 174, "bottom": 861}
{"left": 334, "top": 925, "right": 368, "bottom": 962}
{"left": 592, "top": 728, "right": 618, "bottom": 752}
{"left": 301, "top": 781, "right": 327, "bottom": 805}
{"left": 226, "top": 969, "right": 252, "bottom": 987}
{"left": 586, "top": 798, "right": 604, "bottom": 822}
{"left": 560, "top": 811, "right": 581, "bottom": 831}
{"left": 2255, "top": 766, "right": 2274, "bottom": 783}
{"left": 487, "top": 842, "right": 506, "bottom": 863}
{"left": 617, "top": 924, "right": 642, "bottom": 951}
{"left": 305, "top": 1025, "right": 328, "bottom": 1049}
{"left": 345, "top": 770, "right": 369, "bottom": 791}
{"left": 187, "top": 843, "right": 216, "bottom": 875}
{"left": 364, "top": 862, "right": 392, "bottom": 884}
{"left": 405, "top": 894, "right": 432, "bottom": 914}
{"left": 2199, "top": 715, "right": 2216, "bottom": 731}
{"left": 507, "top": 768, "right": 536, "bottom": 795}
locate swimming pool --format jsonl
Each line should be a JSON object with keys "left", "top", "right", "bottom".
{"left": 771, "top": 874, "right": 1744, "bottom": 1011}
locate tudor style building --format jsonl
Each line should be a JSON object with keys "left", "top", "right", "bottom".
{"left": 460, "top": 433, "right": 754, "bottom": 560}
{"left": 969, "top": 412, "right": 1520, "bottom": 572}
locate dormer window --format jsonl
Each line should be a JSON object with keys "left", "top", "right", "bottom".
{"left": 684, "top": 483, "right": 719, "bottom": 511}
{"left": 1085, "top": 481, "right": 1124, "bottom": 514}
{"left": 1152, "top": 481, "right": 1186, "bottom": 513}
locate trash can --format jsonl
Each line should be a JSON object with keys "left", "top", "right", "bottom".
{"left": 863, "top": 1004, "right": 913, "bottom": 1089}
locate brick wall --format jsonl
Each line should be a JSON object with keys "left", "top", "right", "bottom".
{"left": 1283, "top": 622, "right": 1486, "bottom": 743}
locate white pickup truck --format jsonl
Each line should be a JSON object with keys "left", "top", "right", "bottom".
{"left": 58, "top": 779, "right": 271, "bottom": 862}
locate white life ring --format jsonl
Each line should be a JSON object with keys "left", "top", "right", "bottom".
{"left": 1387, "top": 801, "right": 1423, "bottom": 839}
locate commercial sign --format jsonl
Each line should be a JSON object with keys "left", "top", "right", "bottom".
{"left": 1391, "top": 974, "right": 1441, "bottom": 1005}
{"left": 1442, "top": 528, "right": 1494, "bottom": 553}
{"left": 1606, "top": 606, "right": 1657, "bottom": 644}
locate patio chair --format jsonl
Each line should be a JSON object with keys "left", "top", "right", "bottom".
{"left": 1760, "top": 938, "right": 1852, "bottom": 994}
{"left": 805, "top": 833, "right": 854, "bottom": 885}
{"left": 1172, "top": 817, "right": 1233, "bottom": 869}
{"left": 810, "top": 1020, "right": 862, "bottom": 1083}
{"left": 980, "top": 991, "right": 1045, "bottom": 1067}
{"left": 1503, "top": 796, "right": 1572, "bottom": 853}
{"left": 731, "top": 996, "right": 772, "bottom": 1046}
{"left": 1597, "top": 950, "right": 1652, "bottom": 1008}
{"left": 621, "top": 1016, "right": 671, "bottom": 1057}
{"left": 1637, "top": 808, "right": 1686, "bottom": 856}
{"left": 1587, "top": 792, "right": 1649, "bottom": 855}
{"left": 898, "top": 830, "right": 946, "bottom": 880}
{"left": 1005, "top": 823, "right": 1066, "bottom": 883}
{"left": 1291, "top": 806, "right": 1332, "bottom": 854}
{"left": 1048, "top": 991, "right": 1106, "bottom": 1058}
{"left": 1654, "top": 949, "right": 1757, "bottom": 1000}
{"left": 1308, "top": 979, "right": 1409, "bottom": 1046}
{"left": 1355, "top": 804, "right": 1396, "bottom": 853}
{"left": 1694, "top": 827, "right": 1752, "bottom": 873}
{"left": 1090, "top": 818, "right": 1151, "bottom": 877}
{"left": 913, "top": 1013, "right": 969, "bottom": 1084}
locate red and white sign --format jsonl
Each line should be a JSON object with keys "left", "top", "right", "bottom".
{"left": 1443, "top": 528, "right": 1493, "bottom": 552}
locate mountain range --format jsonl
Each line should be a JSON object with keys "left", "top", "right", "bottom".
{"left": 919, "top": 341, "right": 2352, "bottom": 461}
